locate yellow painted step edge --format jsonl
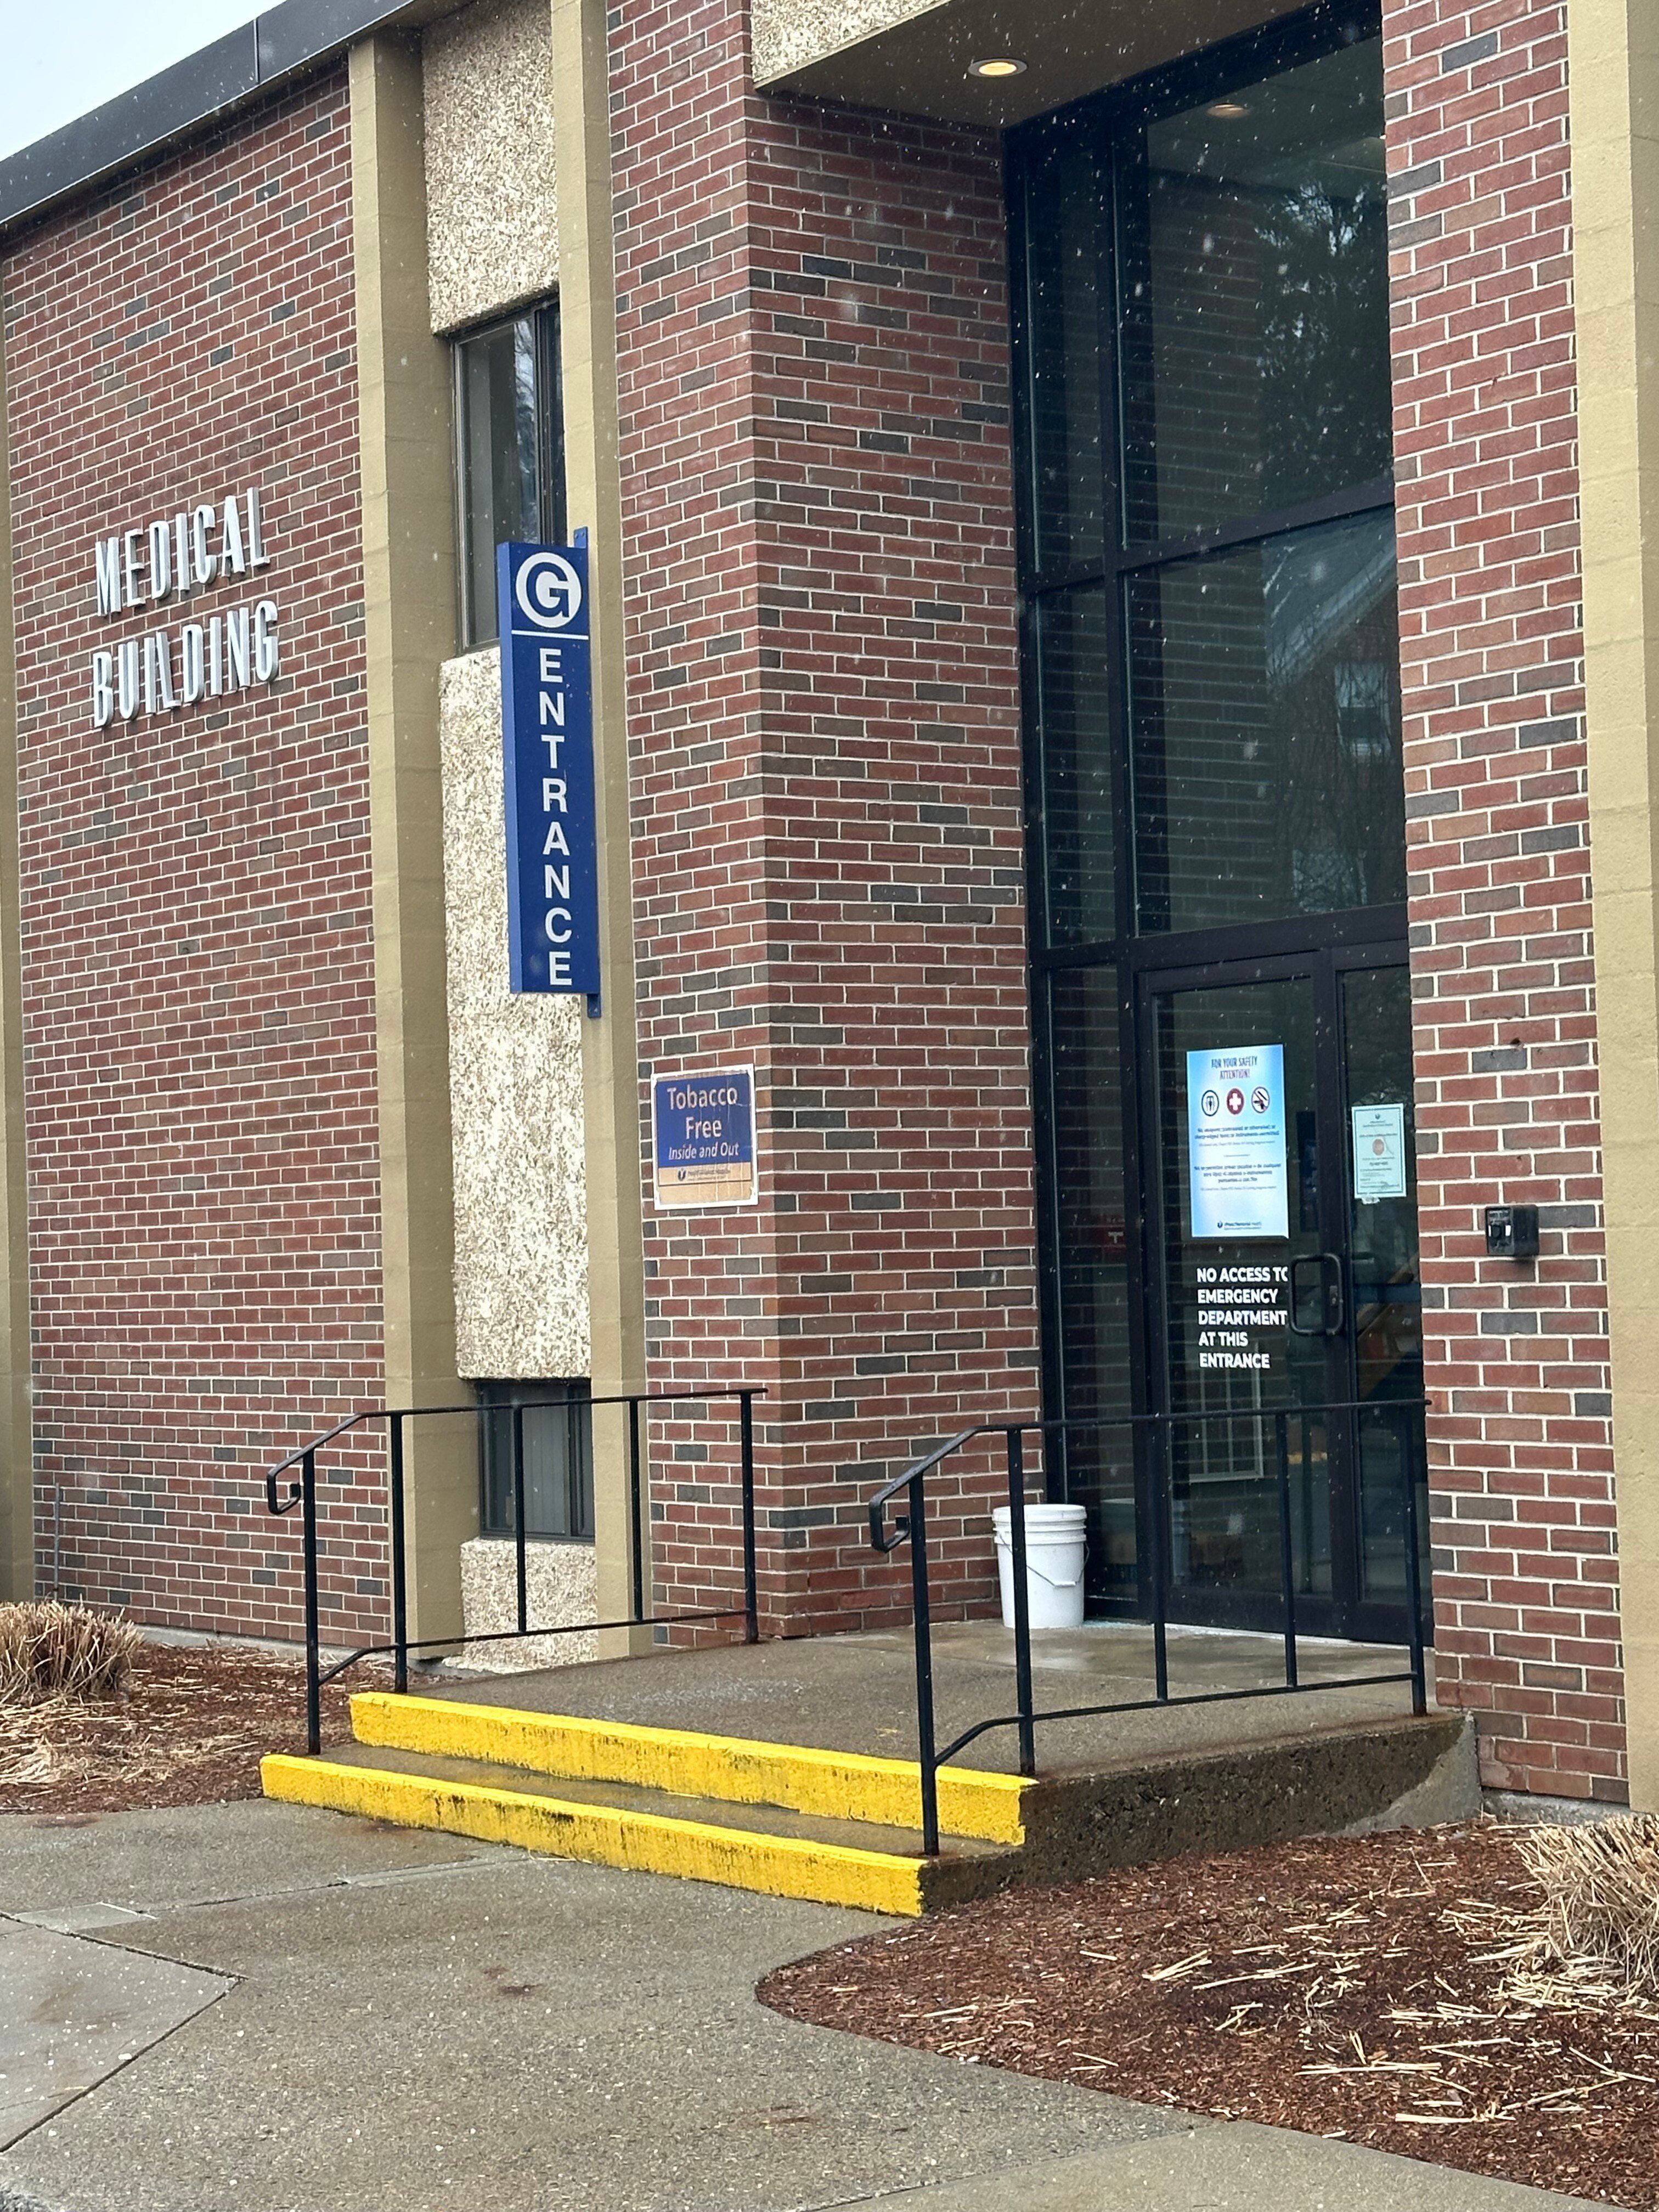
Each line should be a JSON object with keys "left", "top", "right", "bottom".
{"left": 348, "top": 1692, "right": 1026, "bottom": 1846}
{"left": 261, "top": 1754, "right": 923, "bottom": 1916}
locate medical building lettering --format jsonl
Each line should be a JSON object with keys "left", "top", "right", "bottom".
{"left": 88, "top": 489, "right": 278, "bottom": 728}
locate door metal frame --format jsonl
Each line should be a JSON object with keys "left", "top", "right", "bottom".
{"left": 1328, "top": 944, "right": 1431, "bottom": 1646}
{"left": 1135, "top": 947, "right": 1345, "bottom": 1639}
{"left": 1132, "top": 935, "right": 1421, "bottom": 1642}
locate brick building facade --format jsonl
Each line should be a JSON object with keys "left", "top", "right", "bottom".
{"left": 611, "top": 1, "right": 1036, "bottom": 1634}
{"left": 3, "top": 69, "right": 387, "bottom": 1647}
{"left": 1, "top": 0, "right": 1656, "bottom": 1809}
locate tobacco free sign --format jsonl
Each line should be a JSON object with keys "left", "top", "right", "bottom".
{"left": 652, "top": 1070, "right": 758, "bottom": 1211}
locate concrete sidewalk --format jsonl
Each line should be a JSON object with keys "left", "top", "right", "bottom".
{"left": 0, "top": 1799, "right": 1597, "bottom": 2212}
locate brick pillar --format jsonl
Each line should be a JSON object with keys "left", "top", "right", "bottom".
{"left": 1386, "top": 0, "right": 1624, "bottom": 1797}
{"left": 609, "top": 0, "right": 1040, "bottom": 1634}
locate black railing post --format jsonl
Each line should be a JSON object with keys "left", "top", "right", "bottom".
{"left": 1006, "top": 1427, "right": 1037, "bottom": 1778}
{"left": 512, "top": 1403, "right": 528, "bottom": 1635}
{"left": 301, "top": 1448, "right": 321, "bottom": 1757}
{"left": 628, "top": 1396, "right": 645, "bottom": 1623}
{"left": 1150, "top": 1418, "right": 1170, "bottom": 1702}
{"left": 907, "top": 1471, "right": 940, "bottom": 1857}
{"left": 388, "top": 1413, "right": 408, "bottom": 1695}
{"left": 740, "top": 1390, "right": 759, "bottom": 1644}
{"left": 1274, "top": 1408, "right": 1298, "bottom": 1690}
{"left": 1400, "top": 1408, "right": 1429, "bottom": 1717}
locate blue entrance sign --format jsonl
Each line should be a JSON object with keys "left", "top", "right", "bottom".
{"left": 652, "top": 1068, "right": 759, "bottom": 1211}
{"left": 498, "top": 540, "right": 599, "bottom": 998}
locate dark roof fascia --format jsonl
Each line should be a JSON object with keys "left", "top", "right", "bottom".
{"left": 0, "top": 0, "right": 436, "bottom": 245}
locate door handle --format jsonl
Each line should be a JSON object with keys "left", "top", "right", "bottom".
{"left": 1289, "top": 1251, "right": 1345, "bottom": 1337}
{"left": 1320, "top": 1251, "right": 1345, "bottom": 1336}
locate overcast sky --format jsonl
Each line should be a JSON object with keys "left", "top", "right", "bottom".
{"left": 1, "top": 1, "right": 266, "bottom": 165}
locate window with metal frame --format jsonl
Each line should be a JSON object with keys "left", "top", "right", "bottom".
{"left": 476, "top": 1380, "right": 594, "bottom": 1542}
{"left": 453, "top": 300, "right": 566, "bottom": 652}
{"left": 1011, "top": 8, "right": 1396, "bottom": 961}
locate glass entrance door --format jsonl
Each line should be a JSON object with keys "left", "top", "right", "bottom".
{"left": 1138, "top": 945, "right": 1425, "bottom": 1640}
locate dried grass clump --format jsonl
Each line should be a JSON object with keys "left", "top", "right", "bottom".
{"left": 1509, "top": 1816, "right": 1659, "bottom": 1996}
{"left": 0, "top": 1601, "right": 141, "bottom": 1705}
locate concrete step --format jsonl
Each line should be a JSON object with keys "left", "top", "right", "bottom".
{"left": 259, "top": 1741, "right": 1015, "bottom": 1915}
{"left": 261, "top": 1675, "right": 1473, "bottom": 1916}
{"left": 346, "top": 1689, "right": 1030, "bottom": 1844}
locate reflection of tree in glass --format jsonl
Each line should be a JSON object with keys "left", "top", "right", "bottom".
{"left": 1130, "top": 514, "right": 1405, "bottom": 932}
{"left": 1267, "top": 516, "right": 1404, "bottom": 915}
{"left": 512, "top": 324, "right": 540, "bottom": 519}
{"left": 1257, "top": 182, "right": 1392, "bottom": 506}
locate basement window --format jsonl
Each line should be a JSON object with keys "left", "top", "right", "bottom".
{"left": 454, "top": 298, "right": 566, "bottom": 652}
{"left": 476, "top": 1380, "right": 593, "bottom": 1542}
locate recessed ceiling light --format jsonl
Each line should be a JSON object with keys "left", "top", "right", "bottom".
{"left": 969, "top": 56, "right": 1028, "bottom": 79}
{"left": 1208, "top": 99, "right": 1250, "bottom": 118}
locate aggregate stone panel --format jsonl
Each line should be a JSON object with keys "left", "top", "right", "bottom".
{"left": 458, "top": 1533, "right": 597, "bottom": 1667}
{"left": 437, "top": 647, "right": 589, "bottom": 1383}
{"left": 422, "top": 0, "right": 559, "bottom": 335}
{"left": 751, "top": 0, "right": 948, "bottom": 84}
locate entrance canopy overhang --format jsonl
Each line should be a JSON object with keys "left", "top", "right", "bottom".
{"left": 755, "top": 0, "right": 1312, "bottom": 125}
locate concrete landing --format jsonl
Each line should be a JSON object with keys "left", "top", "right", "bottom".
{"left": 405, "top": 1621, "right": 1474, "bottom": 1876}
{"left": 430, "top": 1619, "right": 1434, "bottom": 1776}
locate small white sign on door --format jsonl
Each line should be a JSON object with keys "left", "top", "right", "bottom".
{"left": 1186, "top": 1044, "right": 1288, "bottom": 1240}
{"left": 1352, "top": 1103, "right": 1407, "bottom": 1201}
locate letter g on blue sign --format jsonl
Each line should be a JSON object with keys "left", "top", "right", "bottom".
{"left": 514, "top": 550, "right": 584, "bottom": 631}
{"left": 498, "top": 540, "right": 600, "bottom": 1001}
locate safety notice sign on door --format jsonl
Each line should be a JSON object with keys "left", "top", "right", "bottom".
{"left": 1186, "top": 1045, "right": 1288, "bottom": 1239}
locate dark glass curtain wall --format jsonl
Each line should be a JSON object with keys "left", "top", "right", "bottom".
{"left": 1011, "top": 7, "right": 1404, "bottom": 1616}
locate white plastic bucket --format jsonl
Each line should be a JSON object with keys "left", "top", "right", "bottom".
{"left": 991, "top": 1503, "right": 1088, "bottom": 1631}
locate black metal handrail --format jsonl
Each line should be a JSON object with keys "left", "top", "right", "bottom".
{"left": 264, "top": 1386, "right": 761, "bottom": 1754}
{"left": 868, "top": 1398, "right": 1430, "bottom": 1855}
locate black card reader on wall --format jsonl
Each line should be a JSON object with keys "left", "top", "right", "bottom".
{"left": 1485, "top": 1205, "right": 1540, "bottom": 1262}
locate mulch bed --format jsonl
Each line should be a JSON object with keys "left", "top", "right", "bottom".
{"left": 0, "top": 1640, "right": 358, "bottom": 1815}
{"left": 760, "top": 1822, "right": 1659, "bottom": 2209}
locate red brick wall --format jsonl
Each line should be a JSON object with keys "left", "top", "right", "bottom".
{"left": 3, "top": 69, "right": 387, "bottom": 1644}
{"left": 1386, "top": 0, "right": 1623, "bottom": 1796}
{"left": 610, "top": 0, "right": 1040, "bottom": 1634}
